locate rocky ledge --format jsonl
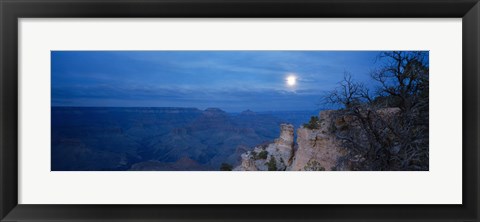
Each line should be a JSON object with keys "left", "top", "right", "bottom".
{"left": 234, "top": 110, "right": 348, "bottom": 171}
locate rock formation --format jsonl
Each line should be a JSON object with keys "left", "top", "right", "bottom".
{"left": 234, "top": 124, "right": 295, "bottom": 171}
{"left": 290, "top": 110, "right": 347, "bottom": 171}
{"left": 235, "top": 110, "right": 348, "bottom": 171}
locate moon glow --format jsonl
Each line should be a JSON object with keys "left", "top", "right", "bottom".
{"left": 286, "top": 75, "right": 297, "bottom": 86}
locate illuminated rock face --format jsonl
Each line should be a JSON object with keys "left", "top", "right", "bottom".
{"left": 235, "top": 110, "right": 349, "bottom": 171}
{"left": 271, "top": 124, "right": 295, "bottom": 166}
{"left": 276, "top": 124, "right": 295, "bottom": 146}
{"left": 234, "top": 124, "right": 295, "bottom": 171}
{"left": 290, "top": 110, "right": 347, "bottom": 171}
{"left": 290, "top": 127, "right": 346, "bottom": 171}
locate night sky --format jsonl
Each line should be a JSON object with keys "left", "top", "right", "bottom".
{"left": 51, "top": 51, "right": 382, "bottom": 112}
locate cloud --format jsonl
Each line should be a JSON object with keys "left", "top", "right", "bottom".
{"left": 51, "top": 51, "right": 384, "bottom": 111}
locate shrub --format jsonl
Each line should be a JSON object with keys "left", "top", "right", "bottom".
{"left": 257, "top": 150, "right": 268, "bottom": 160}
{"left": 303, "top": 160, "right": 325, "bottom": 171}
{"left": 266, "top": 156, "right": 277, "bottom": 171}
{"left": 220, "top": 163, "right": 233, "bottom": 171}
{"left": 303, "top": 116, "right": 320, "bottom": 129}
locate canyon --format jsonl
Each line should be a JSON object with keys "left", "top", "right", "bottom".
{"left": 51, "top": 107, "right": 317, "bottom": 171}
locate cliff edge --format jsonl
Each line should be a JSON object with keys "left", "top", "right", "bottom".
{"left": 235, "top": 110, "right": 348, "bottom": 171}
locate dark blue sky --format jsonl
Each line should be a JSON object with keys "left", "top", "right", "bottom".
{"left": 51, "top": 51, "right": 382, "bottom": 112}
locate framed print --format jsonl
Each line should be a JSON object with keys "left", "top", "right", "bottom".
{"left": 1, "top": 0, "right": 479, "bottom": 221}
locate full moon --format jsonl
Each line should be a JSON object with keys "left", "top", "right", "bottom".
{"left": 286, "top": 75, "right": 297, "bottom": 86}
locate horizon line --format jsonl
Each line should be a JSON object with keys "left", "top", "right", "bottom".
{"left": 50, "top": 106, "right": 324, "bottom": 113}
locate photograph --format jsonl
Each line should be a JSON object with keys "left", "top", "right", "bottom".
{"left": 3, "top": 0, "right": 477, "bottom": 220}
{"left": 51, "top": 50, "right": 429, "bottom": 171}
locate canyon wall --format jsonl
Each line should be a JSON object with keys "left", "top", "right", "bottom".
{"left": 234, "top": 124, "right": 295, "bottom": 171}
{"left": 235, "top": 110, "right": 348, "bottom": 171}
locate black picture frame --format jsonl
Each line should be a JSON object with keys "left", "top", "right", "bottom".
{"left": 1, "top": 0, "right": 479, "bottom": 221}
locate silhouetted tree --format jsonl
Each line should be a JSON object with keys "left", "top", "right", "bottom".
{"left": 325, "top": 51, "right": 429, "bottom": 171}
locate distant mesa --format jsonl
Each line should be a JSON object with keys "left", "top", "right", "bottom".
{"left": 204, "top": 107, "right": 225, "bottom": 112}
{"left": 149, "top": 107, "right": 202, "bottom": 114}
{"left": 203, "top": 108, "right": 227, "bottom": 116}
{"left": 240, "top": 109, "right": 256, "bottom": 116}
